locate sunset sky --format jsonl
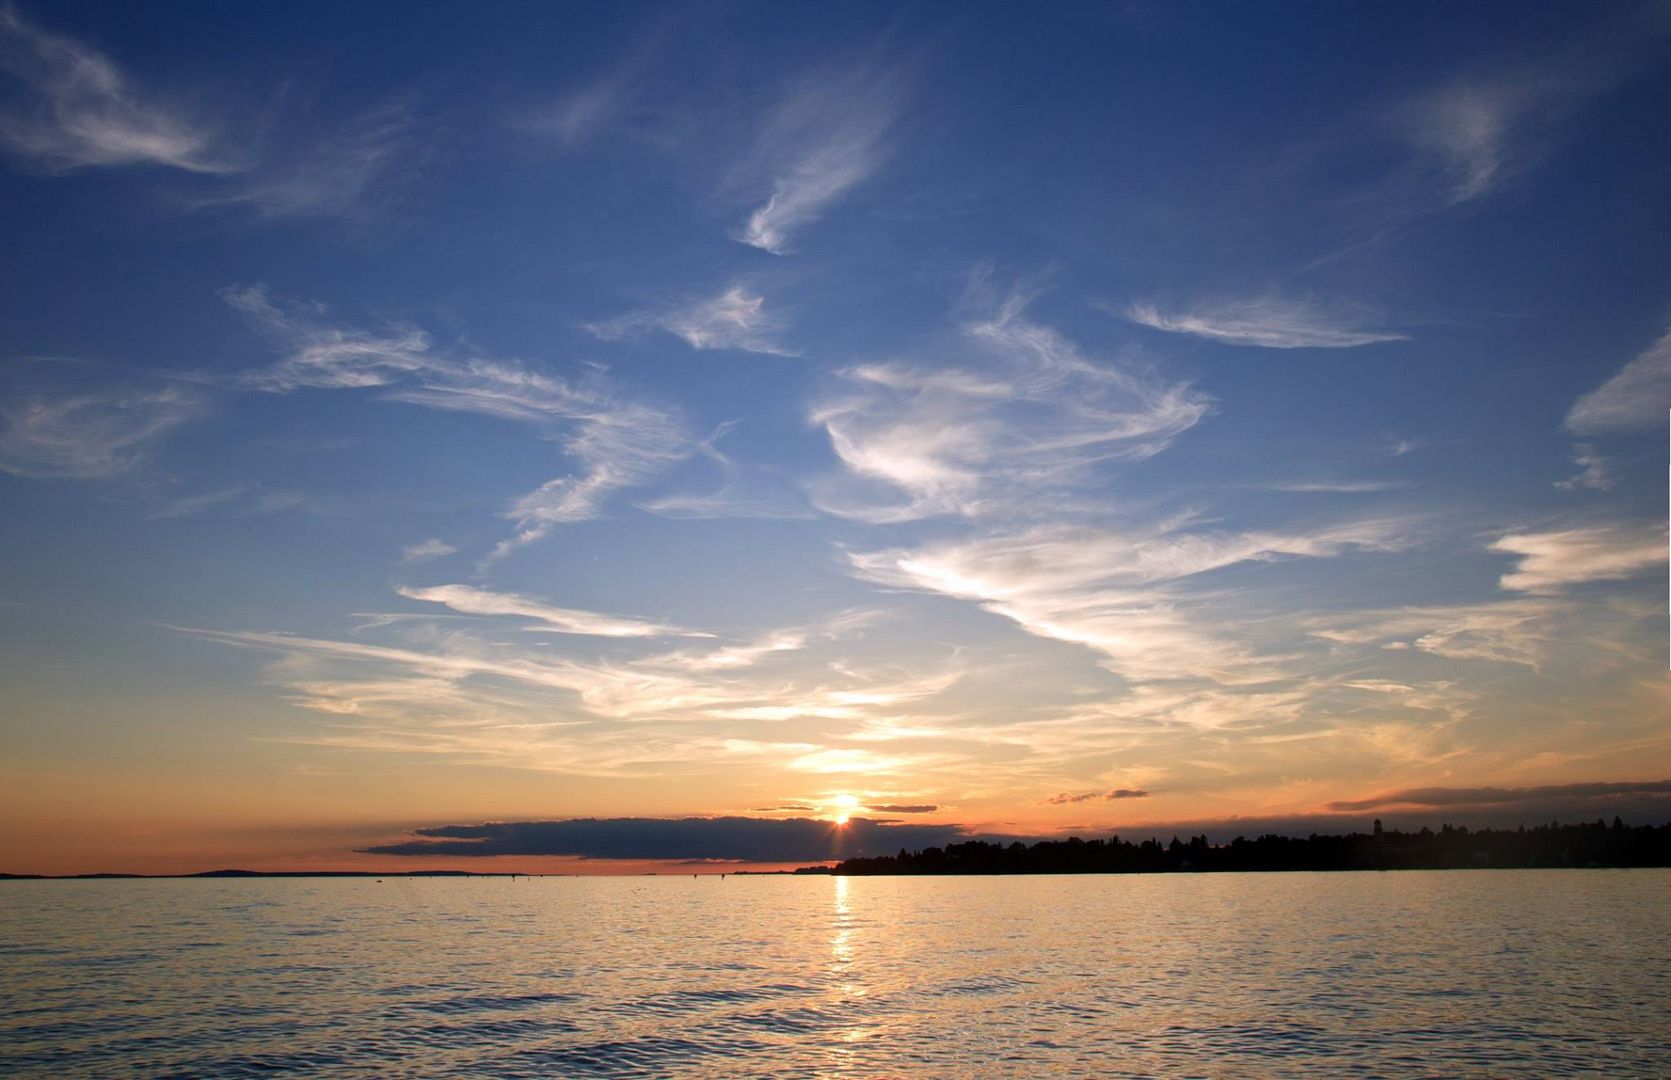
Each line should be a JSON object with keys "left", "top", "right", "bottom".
{"left": 2, "top": 1, "right": 1669, "bottom": 874}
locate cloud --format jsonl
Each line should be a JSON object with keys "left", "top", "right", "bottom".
{"left": 588, "top": 286, "right": 796, "bottom": 356}
{"left": 521, "top": 82, "right": 628, "bottom": 148}
{"left": 397, "top": 583, "right": 707, "bottom": 639}
{"left": 510, "top": 30, "right": 673, "bottom": 150}
{"left": 361, "top": 816, "right": 967, "bottom": 862}
{"left": 401, "top": 538, "right": 457, "bottom": 562}
{"left": 0, "top": 6, "right": 230, "bottom": 173}
{"left": 731, "top": 63, "right": 904, "bottom": 254}
{"left": 1310, "top": 592, "right": 1657, "bottom": 672}
{"left": 0, "top": 376, "right": 201, "bottom": 479}
{"left": 637, "top": 424, "right": 815, "bottom": 521}
{"left": 1327, "top": 779, "right": 1671, "bottom": 812}
{"left": 148, "top": 484, "right": 315, "bottom": 519}
{"left": 175, "top": 600, "right": 962, "bottom": 777}
{"left": 811, "top": 288, "right": 1210, "bottom": 522}
{"left": 1124, "top": 297, "right": 1405, "bottom": 349}
{"left": 851, "top": 516, "right": 1407, "bottom": 681}
{"left": 1554, "top": 444, "right": 1613, "bottom": 492}
{"left": 491, "top": 398, "right": 694, "bottom": 559}
{"left": 222, "top": 285, "right": 695, "bottom": 551}
{"left": 1268, "top": 480, "right": 1409, "bottom": 494}
{"left": 1491, "top": 525, "right": 1664, "bottom": 593}
{"left": 1565, "top": 326, "right": 1671, "bottom": 435}
{"left": 865, "top": 803, "right": 938, "bottom": 814}
{"left": 1400, "top": 80, "right": 1539, "bottom": 205}
{"left": 194, "top": 99, "right": 416, "bottom": 219}
{"left": 646, "top": 631, "right": 806, "bottom": 672}
{"left": 1046, "top": 789, "right": 1150, "bottom": 805}
{"left": 1391, "top": 10, "right": 1669, "bottom": 208}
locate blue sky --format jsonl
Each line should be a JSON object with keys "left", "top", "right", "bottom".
{"left": 1, "top": 2, "right": 1668, "bottom": 870}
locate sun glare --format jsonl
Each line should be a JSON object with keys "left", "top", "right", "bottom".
{"left": 828, "top": 793, "right": 861, "bottom": 826}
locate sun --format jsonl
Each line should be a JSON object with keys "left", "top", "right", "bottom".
{"left": 827, "top": 793, "right": 861, "bottom": 826}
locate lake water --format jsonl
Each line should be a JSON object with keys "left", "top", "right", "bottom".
{"left": 2, "top": 870, "right": 1666, "bottom": 1077}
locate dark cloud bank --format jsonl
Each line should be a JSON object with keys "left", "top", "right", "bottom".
{"left": 362, "top": 816, "right": 968, "bottom": 862}
{"left": 364, "top": 782, "right": 1671, "bottom": 863}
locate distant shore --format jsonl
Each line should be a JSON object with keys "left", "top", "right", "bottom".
{"left": 9, "top": 819, "right": 1669, "bottom": 879}
{"left": 796, "top": 819, "right": 1671, "bottom": 876}
{"left": 0, "top": 870, "right": 526, "bottom": 881}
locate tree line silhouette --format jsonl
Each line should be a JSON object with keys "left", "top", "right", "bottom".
{"left": 804, "top": 818, "right": 1671, "bottom": 875}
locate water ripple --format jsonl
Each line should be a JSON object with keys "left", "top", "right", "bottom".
{"left": 1, "top": 870, "right": 1667, "bottom": 1077}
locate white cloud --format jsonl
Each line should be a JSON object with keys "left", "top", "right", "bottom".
{"left": 1401, "top": 81, "right": 1528, "bottom": 204}
{"left": 511, "top": 33, "right": 668, "bottom": 150}
{"left": 1312, "top": 592, "right": 1657, "bottom": 674}
{"left": 637, "top": 424, "right": 815, "bottom": 521}
{"left": 850, "top": 517, "right": 1408, "bottom": 682}
{"left": 0, "top": 6, "right": 230, "bottom": 173}
{"left": 222, "top": 285, "right": 695, "bottom": 552}
{"left": 588, "top": 285, "right": 796, "bottom": 356}
{"left": 731, "top": 64, "right": 903, "bottom": 254}
{"left": 1491, "top": 524, "right": 1664, "bottom": 594}
{"left": 401, "top": 538, "right": 457, "bottom": 562}
{"left": 519, "top": 78, "right": 632, "bottom": 149}
{"left": 1313, "top": 601, "right": 1558, "bottom": 669}
{"left": 490, "top": 399, "right": 694, "bottom": 561}
{"left": 194, "top": 99, "right": 415, "bottom": 219}
{"left": 0, "top": 380, "right": 200, "bottom": 479}
{"left": 1124, "top": 297, "right": 1405, "bottom": 349}
{"left": 1565, "top": 327, "right": 1671, "bottom": 435}
{"left": 810, "top": 289, "right": 1210, "bottom": 522}
{"left": 1554, "top": 444, "right": 1613, "bottom": 492}
{"left": 398, "top": 583, "right": 707, "bottom": 639}
{"left": 1393, "top": 14, "right": 1666, "bottom": 208}
{"left": 149, "top": 484, "right": 315, "bottom": 518}
{"left": 172, "top": 606, "right": 964, "bottom": 777}
{"left": 1269, "top": 480, "right": 1409, "bottom": 494}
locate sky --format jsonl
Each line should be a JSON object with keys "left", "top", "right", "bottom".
{"left": 1, "top": 1, "right": 1669, "bottom": 874}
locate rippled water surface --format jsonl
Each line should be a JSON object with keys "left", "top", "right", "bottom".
{"left": 2, "top": 870, "right": 1667, "bottom": 1077}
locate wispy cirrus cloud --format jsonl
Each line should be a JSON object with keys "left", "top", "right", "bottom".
{"left": 1565, "top": 326, "right": 1671, "bottom": 436}
{"left": 1267, "top": 480, "right": 1410, "bottom": 494}
{"left": 191, "top": 99, "right": 417, "bottom": 219}
{"left": 851, "top": 516, "right": 1409, "bottom": 682}
{"left": 730, "top": 62, "right": 905, "bottom": 254}
{"left": 0, "top": 364, "right": 202, "bottom": 479}
{"left": 0, "top": 8, "right": 415, "bottom": 220}
{"left": 1391, "top": 9, "right": 1668, "bottom": 207}
{"left": 1554, "top": 444, "right": 1613, "bottom": 492}
{"left": 401, "top": 538, "right": 457, "bottom": 563}
{"left": 397, "top": 583, "right": 709, "bottom": 639}
{"left": 1046, "top": 788, "right": 1149, "bottom": 805}
{"left": 1311, "top": 590, "right": 1657, "bottom": 673}
{"left": 637, "top": 423, "right": 815, "bottom": 521}
{"left": 1328, "top": 779, "right": 1671, "bottom": 813}
{"left": 221, "top": 285, "right": 695, "bottom": 554}
{"left": 587, "top": 285, "right": 797, "bottom": 356}
{"left": 1490, "top": 524, "right": 1665, "bottom": 594}
{"left": 174, "top": 594, "right": 963, "bottom": 779}
{"left": 0, "top": 5, "right": 231, "bottom": 173}
{"left": 1123, "top": 296, "right": 1405, "bottom": 349}
{"left": 811, "top": 287, "right": 1209, "bottom": 523}
{"left": 148, "top": 484, "right": 316, "bottom": 519}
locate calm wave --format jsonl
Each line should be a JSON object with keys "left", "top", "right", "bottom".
{"left": 3, "top": 870, "right": 1667, "bottom": 1077}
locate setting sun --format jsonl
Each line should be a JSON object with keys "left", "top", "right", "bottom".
{"left": 827, "top": 794, "right": 861, "bottom": 826}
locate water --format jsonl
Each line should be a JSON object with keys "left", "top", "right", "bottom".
{"left": 2, "top": 870, "right": 1666, "bottom": 1077}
